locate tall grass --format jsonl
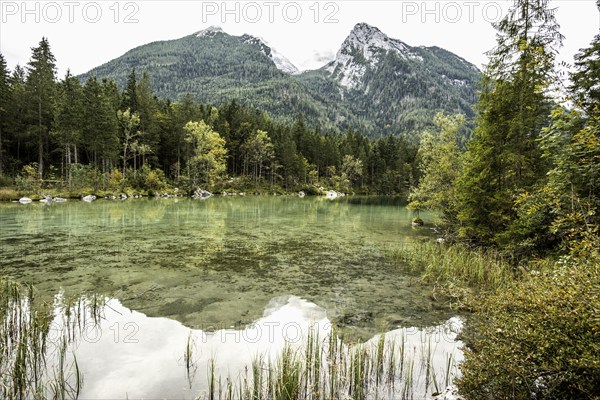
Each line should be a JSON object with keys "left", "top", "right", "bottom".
{"left": 196, "top": 326, "right": 460, "bottom": 400}
{"left": 388, "top": 241, "right": 514, "bottom": 292}
{"left": 0, "top": 278, "right": 103, "bottom": 399}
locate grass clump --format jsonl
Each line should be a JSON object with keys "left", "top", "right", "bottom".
{"left": 0, "top": 278, "right": 103, "bottom": 399}
{"left": 389, "top": 241, "right": 514, "bottom": 292}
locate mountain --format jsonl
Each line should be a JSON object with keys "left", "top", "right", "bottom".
{"left": 80, "top": 23, "right": 480, "bottom": 136}
{"left": 317, "top": 23, "right": 480, "bottom": 133}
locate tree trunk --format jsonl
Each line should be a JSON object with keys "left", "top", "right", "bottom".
{"left": 38, "top": 93, "right": 44, "bottom": 179}
{"left": 38, "top": 134, "right": 44, "bottom": 179}
{"left": 177, "top": 144, "right": 181, "bottom": 180}
{"left": 122, "top": 144, "right": 127, "bottom": 192}
{"left": 66, "top": 145, "right": 72, "bottom": 190}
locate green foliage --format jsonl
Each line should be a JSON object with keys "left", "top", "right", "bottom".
{"left": 15, "top": 163, "right": 40, "bottom": 192}
{"left": 500, "top": 32, "right": 600, "bottom": 258}
{"left": 69, "top": 163, "right": 100, "bottom": 193}
{"left": 569, "top": 31, "right": 600, "bottom": 115}
{"left": 330, "top": 172, "right": 351, "bottom": 193}
{"left": 141, "top": 166, "right": 167, "bottom": 191}
{"left": 458, "top": 255, "right": 600, "bottom": 399}
{"left": 126, "top": 164, "right": 168, "bottom": 192}
{"left": 341, "top": 155, "right": 363, "bottom": 189}
{"left": 82, "top": 77, "right": 119, "bottom": 167}
{"left": 408, "top": 112, "right": 465, "bottom": 224}
{"left": 457, "top": 0, "right": 562, "bottom": 245}
{"left": 184, "top": 120, "right": 227, "bottom": 188}
{"left": 241, "top": 129, "right": 275, "bottom": 184}
{"left": 117, "top": 108, "right": 142, "bottom": 188}
{"left": 0, "top": 173, "right": 13, "bottom": 187}
{"left": 411, "top": 217, "right": 424, "bottom": 226}
{"left": 25, "top": 37, "right": 57, "bottom": 179}
{"left": 0, "top": 53, "right": 10, "bottom": 175}
{"left": 106, "top": 169, "right": 123, "bottom": 192}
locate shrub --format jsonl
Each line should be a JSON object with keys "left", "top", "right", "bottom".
{"left": 458, "top": 255, "right": 600, "bottom": 399}
{"left": 107, "top": 169, "right": 123, "bottom": 192}
{"left": 298, "top": 185, "right": 323, "bottom": 196}
{"left": 15, "top": 164, "right": 40, "bottom": 192}
{"left": 132, "top": 165, "right": 168, "bottom": 191}
{"left": 70, "top": 164, "right": 100, "bottom": 193}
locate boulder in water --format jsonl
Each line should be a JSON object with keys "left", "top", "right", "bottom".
{"left": 192, "top": 189, "right": 212, "bottom": 199}
{"left": 411, "top": 217, "right": 424, "bottom": 227}
{"left": 39, "top": 195, "right": 52, "bottom": 204}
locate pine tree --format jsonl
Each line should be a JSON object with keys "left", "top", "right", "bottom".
{"left": 6, "top": 66, "right": 28, "bottom": 166}
{"left": 0, "top": 53, "right": 10, "bottom": 175}
{"left": 457, "top": 0, "right": 563, "bottom": 243}
{"left": 136, "top": 72, "right": 159, "bottom": 166}
{"left": 25, "top": 37, "right": 57, "bottom": 179}
{"left": 53, "top": 70, "right": 83, "bottom": 185}
{"left": 511, "top": 27, "right": 600, "bottom": 256}
{"left": 571, "top": 29, "right": 600, "bottom": 116}
{"left": 82, "top": 77, "right": 119, "bottom": 171}
{"left": 122, "top": 68, "right": 138, "bottom": 112}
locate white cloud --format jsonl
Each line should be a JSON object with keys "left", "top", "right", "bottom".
{"left": 297, "top": 49, "right": 336, "bottom": 71}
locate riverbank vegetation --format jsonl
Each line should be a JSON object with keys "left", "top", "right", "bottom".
{"left": 403, "top": 0, "right": 600, "bottom": 398}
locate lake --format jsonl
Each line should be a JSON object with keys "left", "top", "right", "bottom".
{"left": 0, "top": 196, "right": 463, "bottom": 399}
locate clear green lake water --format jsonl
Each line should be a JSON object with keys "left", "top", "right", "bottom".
{"left": 0, "top": 196, "right": 463, "bottom": 398}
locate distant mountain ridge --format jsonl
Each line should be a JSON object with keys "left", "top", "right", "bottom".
{"left": 80, "top": 23, "right": 481, "bottom": 136}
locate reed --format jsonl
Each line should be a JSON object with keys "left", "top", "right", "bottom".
{"left": 389, "top": 241, "right": 513, "bottom": 292}
{"left": 0, "top": 278, "right": 102, "bottom": 399}
{"left": 201, "top": 323, "right": 461, "bottom": 400}
{"left": 208, "top": 358, "right": 216, "bottom": 400}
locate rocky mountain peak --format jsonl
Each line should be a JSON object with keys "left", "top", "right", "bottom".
{"left": 325, "top": 23, "right": 413, "bottom": 89}
{"left": 195, "top": 26, "right": 224, "bottom": 37}
{"left": 240, "top": 34, "right": 299, "bottom": 75}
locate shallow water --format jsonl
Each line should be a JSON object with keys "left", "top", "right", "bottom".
{"left": 43, "top": 295, "right": 462, "bottom": 399}
{"left": 0, "top": 196, "right": 462, "bottom": 398}
{"left": 0, "top": 196, "right": 450, "bottom": 334}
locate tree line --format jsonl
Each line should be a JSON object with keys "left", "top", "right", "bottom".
{"left": 408, "top": 0, "right": 599, "bottom": 259}
{"left": 0, "top": 42, "right": 419, "bottom": 196}
{"left": 406, "top": 2, "right": 599, "bottom": 397}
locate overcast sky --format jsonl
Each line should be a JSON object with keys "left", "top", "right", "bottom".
{"left": 1, "top": 0, "right": 598, "bottom": 77}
